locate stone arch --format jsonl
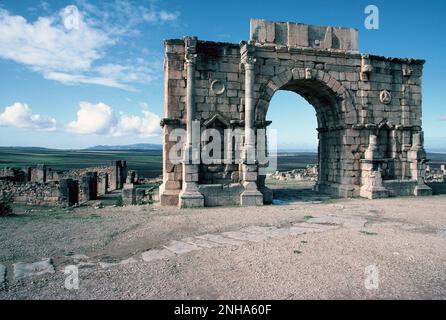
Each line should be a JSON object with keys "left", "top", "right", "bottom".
{"left": 255, "top": 67, "right": 358, "bottom": 129}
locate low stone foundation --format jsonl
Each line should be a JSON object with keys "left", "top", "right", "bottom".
{"left": 198, "top": 183, "right": 243, "bottom": 206}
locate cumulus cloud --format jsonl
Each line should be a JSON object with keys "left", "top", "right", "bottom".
{"left": 67, "top": 102, "right": 161, "bottom": 137}
{"left": 67, "top": 102, "right": 116, "bottom": 135}
{"left": 0, "top": 102, "right": 56, "bottom": 131}
{"left": 0, "top": 2, "right": 177, "bottom": 90}
{"left": 113, "top": 110, "right": 161, "bottom": 137}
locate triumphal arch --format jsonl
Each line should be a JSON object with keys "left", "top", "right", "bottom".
{"left": 159, "top": 19, "right": 431, "bottom": 208}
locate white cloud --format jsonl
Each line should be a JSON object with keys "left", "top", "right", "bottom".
{"left": 67, "top": 102, "right": 117, "bottom": 135}
{"left": 67, "top": 102, "right": 161, "bottom": 137}
{"left": 113, "top": 110, "right": 161, "bottom": 137}
{"left": 440, "top": 116, "right": 446, "bottom": 121}
{"left": 0, "top": 8, "right": 110, "bottom": 73}
{"left": 0, "top": 2, "right": 176, "bottom": 90}
{"left": 0, "top": 102, "right": 56, "bottom": 131}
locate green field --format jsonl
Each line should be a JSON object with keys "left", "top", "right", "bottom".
{"left": 1, "top": 147, "right": 445, "bottom": 178}
{"left": 0, "top": 147, "right": 162, "bottom": 178}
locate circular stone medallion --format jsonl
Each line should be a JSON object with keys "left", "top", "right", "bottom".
{"left": 210, "top": 80, "right": 225, "bottom": 95}
{"left": 379, "top": 90, "right": 392, "bottom": 105}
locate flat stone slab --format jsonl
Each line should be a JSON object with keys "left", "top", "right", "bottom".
{"left": 182, "top": 237, "right": 222, "bottom": 248}
{"left": 13, "top": 258, "right": 55, "bottom": 281}
{"left": 221, "top": 231, "right": 269, "bottom": 242}
{"left": 69, "top": 254, "right": 90, "bottom": 262}
{"left": 196, "top": 234, "right": 245, "bottom": 246}
{"left": 99, "top": 262, "right": 118, "bottom": 269}
{"left": 307, "top": 215, "right": 366, "bottom": 228}
{"left": 239, "top": 226, "right": 278, "bottom": 234}
{"left": 294, "top": 222, "right": 340, "bottom": 233}
{"left": 141, "top": 249, "right": 175, "bottom": 262}
{"left": 0, "top": 264, "right": 5, "bottom": 286}
{"left": 263, "top": 227, "right": 305, "bottom": 238}
{"left": 163, "top": 240, "right": 202, "bottom": 255}
{"left": 119, "top": 257, "right": 138, "bottom": 265}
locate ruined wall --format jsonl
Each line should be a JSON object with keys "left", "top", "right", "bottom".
{"left": 0, "top": 181, "right": 65, "bottom": 206}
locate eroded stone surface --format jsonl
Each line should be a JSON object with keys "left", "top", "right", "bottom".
{"left": 163, "top": 240, "right": 202, "bottom": 255}
{"left": 221, "top": 231, "right": 269, "bottom": 242}
{"left": 182, "top": 237, "right": 222, "bottom": 248}
{"left": 141, "top": 249, "right": 175, "bottom": 262}
{"left": 196, "top": 234, "right": 245, "bottom": 246}
{"left": 13, "top": 259, "right": 55, "bottom": 281}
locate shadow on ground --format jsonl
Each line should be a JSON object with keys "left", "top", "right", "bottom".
{"left": 266, "top": 181, "right": 332, "bottom": 204}
{"left": 427, "top": 182, "right": 446, "bottom": 195}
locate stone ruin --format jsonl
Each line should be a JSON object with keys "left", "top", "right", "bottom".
{"left": 425, "top": 164, "right": 446, "bottom": 183}
{"left": 160, "top": 19, "right": 432, "bottom": 208}
{"left": 0, "top": 160, "right": 127, "bottom": 207}
{"left": 267, "top": 165, "right": 318, "bottom": 182}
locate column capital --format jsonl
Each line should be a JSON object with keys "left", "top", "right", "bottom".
{"left": 184, "top": 36, "right": 198, "bottom": 64}
{"left": 240, "top": 40, "right": 256, "bottom": 66}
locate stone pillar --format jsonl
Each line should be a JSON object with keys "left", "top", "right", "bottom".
{"left": 111, "top": 160, "right": 127, "bottom": 190}
{"left": 59, "top": 178, "right": 79, "bottom": 206}
{"left": 408, "top": 131, "right": 432, "bottom": 196}
{"left": 360, "top": 135, "right": 389, "bottom": 199}
{"left": 35, "top": 164, "right": 47, "bottom": 183}
{"left": 240, "top": 41, "right": 263, "bottom": 206}
{"left": 179, "top": 36, "right": 204, "bottom": 208}
{"left": 97, "top": 172, "right": 108, "bottom": 196}
{"left": 122, "top": 183, "right": 136, "bottom": 205}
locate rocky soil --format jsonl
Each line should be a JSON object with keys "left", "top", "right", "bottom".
{"left": 0, "top": 182, "right": 445, "bottom": 299}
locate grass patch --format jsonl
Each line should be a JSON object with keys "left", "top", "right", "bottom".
{"left": 303, "top": 215, "right": 314, "bottom": 220}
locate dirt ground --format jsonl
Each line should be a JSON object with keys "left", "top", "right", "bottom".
{"left": 0, "top": 183, "right": 445, "bottom": 300}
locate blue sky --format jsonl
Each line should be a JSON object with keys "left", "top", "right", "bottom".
{"left": 0, "top": 0, "right": 444, "bottom": 150}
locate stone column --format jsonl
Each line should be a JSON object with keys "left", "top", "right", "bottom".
{"left": 408, "top": 131, "right": 432, "bottom": 196}
{"left": 179, "top": 36, "right": 204, "bottom": 208}
{"left": 360, "top": 135, "right": 389, "bottom": 199}
{"left": 240, "top": 41, "right": 263, "bottom": 206}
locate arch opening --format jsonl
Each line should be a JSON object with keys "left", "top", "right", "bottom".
{"left": 259, "top": 76, "right": 359, "bottom": 200}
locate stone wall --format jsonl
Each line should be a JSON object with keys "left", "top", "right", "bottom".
{"left": 0, "top": 180, "right": 67, "bottom": 206}
{"left": 160, "top": 18, "right": 432, "bottom": 207}
{"left": 1, "top": 160, "right": 127, "bottom": 207}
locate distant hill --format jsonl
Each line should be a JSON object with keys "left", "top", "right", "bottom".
{"left": 85, "top": 143, "right": 162, "bottom": 151}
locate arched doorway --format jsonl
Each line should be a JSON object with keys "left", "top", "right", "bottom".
{"left": 256, "top": 68, "right": 360, "bottom": 199}
{"left": 265, "top": 90, "right": 322, "bottom": 202}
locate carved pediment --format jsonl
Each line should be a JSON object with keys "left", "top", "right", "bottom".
{"left": 202, "top": 113, "right": 230, "bottom": 128}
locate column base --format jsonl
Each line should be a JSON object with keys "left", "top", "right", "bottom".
{"left": 360, "top": 186, "right": 389, "bottom": 199}
{"left": 159, "top": 182, "right": 181, "bottom": 206}
{"left": 179, "top": 191, "right": 204, "bottom": 208}
{"left": 240, "top": 190, "right": 264, "bottom": 206}
{"left": 414, "top": 184, "right": 432, "bottom": 196}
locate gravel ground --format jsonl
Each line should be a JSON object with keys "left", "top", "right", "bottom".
{"left": 0, "top": 186, "right": 445, "bottom": 299}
